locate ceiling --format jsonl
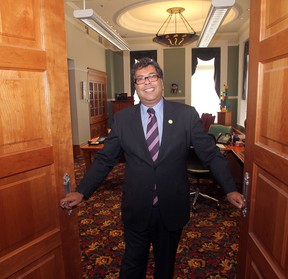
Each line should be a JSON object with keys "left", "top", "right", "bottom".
{"left": 65, "top": 0, "right": 250, "bottom": 42}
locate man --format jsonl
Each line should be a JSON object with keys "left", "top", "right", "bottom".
{"left": 60, "top": 57, "right": 244, "bottom": 279}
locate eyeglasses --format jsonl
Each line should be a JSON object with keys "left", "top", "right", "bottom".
{"left": 134, "top": 74, "right": 159, "bottom": 85}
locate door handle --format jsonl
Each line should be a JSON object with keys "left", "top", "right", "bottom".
{"left": 63, "top": 173, "right": 73, "bottom": 215}
{"left": 242, "top": 172, "right": 249, "bottom": 217}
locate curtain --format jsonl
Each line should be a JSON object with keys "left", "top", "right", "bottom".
{"left": 192, "top": 47, "right": 220, "bottom": 96}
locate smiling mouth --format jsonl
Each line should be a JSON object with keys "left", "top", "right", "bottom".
{"left": 144, "top": 87, "right": 154, "bottom": 92}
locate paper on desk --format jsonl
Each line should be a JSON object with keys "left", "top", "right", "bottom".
{"left": 216, "top": 143, "right": 226, "bottom": 150}
{"left": 238, "top": 134, "right": 245, "bottom": 140}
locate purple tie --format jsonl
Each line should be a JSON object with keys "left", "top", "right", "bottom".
{"left": 146, "top": 108, "right": 160, "bottom": 162}
{"left": 146, "top": 108, "right": 159, "bottom": 206}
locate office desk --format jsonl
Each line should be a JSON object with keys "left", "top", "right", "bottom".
{"left": 224, "top": 145, "right": 245, "bottom": 190}
{"left": 80, "top": 141, "right": 125, "bottom": 170}
{"left": 80, "top": 143, "right": 104, "bottom": 169}
{"left": 217, "top": 143, "right": 245, "bottom": 162}
{"left": 226, "top": 146, "right": 245, "bottom": 163}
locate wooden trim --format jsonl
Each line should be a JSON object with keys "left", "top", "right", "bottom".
{"left": 0, "top": 45, "right": 46, "bottom": 71}
{"left": 0, "top": 146, "right": 54, "bottom": 178}
{"left": 0, "top": 229, "right": 62, "bottom": 278}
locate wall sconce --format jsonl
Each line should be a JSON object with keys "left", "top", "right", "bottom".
{"left": 80, "top": 81, "right": 86, "bottom": 100}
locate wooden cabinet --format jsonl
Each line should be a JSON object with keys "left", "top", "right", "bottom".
{"left": 111, "top": 98, "right": 134, "bottom": 115}
{"left": 90, "top": 117, "right": 108, "bottom": 138}
{"left": 88, "top": 69, "right": 108, "bottom": 137}
{"left": 217, "top": 111, "right": 232, "bottom": 126}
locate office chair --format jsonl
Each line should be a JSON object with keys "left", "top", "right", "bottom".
{"left": 201, "top": 113, "right": 215, "bottom": 133}
{"left": 187, "top": 143, "right": 220, "bottom": 213}
{"left": 208, "top": 124, "right": 232, "bottom": 144}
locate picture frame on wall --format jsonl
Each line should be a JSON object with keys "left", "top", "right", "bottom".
{"left": 171, "top": 83, "right": 179, "bottom": 94}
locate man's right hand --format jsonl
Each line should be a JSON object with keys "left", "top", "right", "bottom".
{"left": 60, "top": 192, "right": 84, "bottom": 209}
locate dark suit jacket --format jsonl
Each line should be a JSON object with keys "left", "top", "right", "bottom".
{"left": 77, "top": 99, "right": 237, "bottom": 232}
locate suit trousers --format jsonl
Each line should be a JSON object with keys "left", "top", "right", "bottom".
{"left": 119, "top": 206, "right": 183, "bottom": 279}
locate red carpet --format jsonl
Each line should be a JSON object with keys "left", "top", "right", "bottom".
{"left": 74, "top": 155, "right": 240, "bottom": 278}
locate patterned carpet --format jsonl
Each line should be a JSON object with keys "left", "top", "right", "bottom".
{"left": 74, "top": 155, "right": 240, "bottom": 279}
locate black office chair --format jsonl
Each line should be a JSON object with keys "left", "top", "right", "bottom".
{"left": 187, "top": 144, "right": 220, "bottom": 213}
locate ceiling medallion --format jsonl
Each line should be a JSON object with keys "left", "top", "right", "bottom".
{"left": 153, "top": 7, "right": 199, "bottom": 47}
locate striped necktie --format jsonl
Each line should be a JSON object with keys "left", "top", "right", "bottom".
{"left": 146, "top": 108, "right": 160, "bottom": 206}
{"left": 146, "top": 108, "right": 160, "bottom": 161}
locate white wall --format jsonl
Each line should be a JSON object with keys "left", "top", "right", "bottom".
{"left": 65, "top": 4, "right": 107, "bottom": 145}
{"left": 237, "top": 21, "right": 250, "bottom": 127}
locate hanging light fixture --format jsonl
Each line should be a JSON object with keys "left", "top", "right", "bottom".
{"left": 153, "top": 7, "right": 199, "bottom": 47}
{"left": 197, "top": 0, "right": 235, "bottom": 47}
{"left": 73, "top": 0, "right": 129, "bottom": 51}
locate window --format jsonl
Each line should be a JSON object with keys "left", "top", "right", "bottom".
{"left": 191, "top": 58, "right": 219, "bottom": 120}
{"left": 191, "top": 47, "right": 220, "bottom": 121}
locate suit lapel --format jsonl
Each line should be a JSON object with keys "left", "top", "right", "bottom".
{"left": 129, "top": 104, "right": 154, "bottom": 164}
{"left": 157, "top": 100, "right": 176, "bottom": 164}
{"left": 129, "top": 100, "right": 177, "bottom": 166}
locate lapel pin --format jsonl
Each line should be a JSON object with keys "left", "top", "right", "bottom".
{"left": 168, "top": 120, "right": 173, "bottom": 124}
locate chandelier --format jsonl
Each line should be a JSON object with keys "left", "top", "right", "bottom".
{"left": 153, "top": 7, "right": 199, "bottom": 47}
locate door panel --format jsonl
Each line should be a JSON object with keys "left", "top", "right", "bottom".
{"left": 0, "top": 0, "right": 42, "bottom": 48}
{"left": 8, "top": 249, "right": 63, "bottom": 279}
{"left": 0, "top": 0, "right": 81, "bottom": 278}
{"left": 237, "top": 0, "right": 288, "bottom": 278}
{"left": 252, "top": 168, "right": 287, "bottom": 263}
{"left": 0, "top": 168, "right": 55, "bottom": 249}
{"left": 261, "top": 1, "right": 288, "bottom": 38}
{"left": 0, "top": 71, "right": 50, "bottom": 152}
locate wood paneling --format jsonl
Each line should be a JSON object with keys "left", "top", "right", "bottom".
{"left": 111, "top": 99, "right": 134, "bottom": 115}
{"left": 0, "top": 146, "right": 53, "bottom": 178}
{"left": 0, "top": 46, "right": 46, "bottom": 70}
{"left": 237, "top": 0, "right": 288, "bottom": 278}
{"left": 0, "top": 0, "right": 81, "bottom": 278}
{"left": 88, "top": 69, "right": 108, "bottom": 138}
{"left": 0, "top": 0, "right": 41, "bottom": 47}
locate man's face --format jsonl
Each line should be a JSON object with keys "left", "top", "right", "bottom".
{"left": 134, "top": 65, "right": 163, "bottom": 107}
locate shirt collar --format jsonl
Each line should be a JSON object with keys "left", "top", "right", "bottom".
{"left": 141, "top": 97, "right": 163, "bottom": 116}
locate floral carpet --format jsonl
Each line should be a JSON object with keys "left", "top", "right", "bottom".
{"left": 74, "top": 155, "right": 240, "bottom": 279}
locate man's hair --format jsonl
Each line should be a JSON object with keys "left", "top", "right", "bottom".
{"left": 131, "top": 57, "right": 163, "bottom": 83}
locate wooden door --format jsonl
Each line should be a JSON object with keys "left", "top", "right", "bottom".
{"left": 0, "top": 1, "right": 81, "bottom": 278}
{"left": 88, "top": 69, "right": 108, "bottom": 138}
{"left": 237, "top": 0, "right": 288, "bottom": 278}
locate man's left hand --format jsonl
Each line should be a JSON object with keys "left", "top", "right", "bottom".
{"left": 226, "top": 191, "right": 245, "bottom": 209}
